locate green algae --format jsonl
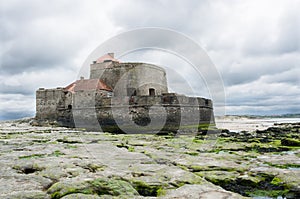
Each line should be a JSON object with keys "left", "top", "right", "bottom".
{"left": 184, "top": 151, "right": 199, "bottom": 156}
{"left": 156, "top": 187, "right": 166, "bottom": 196}
{"left": 281, "top": 138, "right": 300, "bottom": 146}
{"left": 49, "top": 182, "right": 94, "bottom": 199}
{"left": 83, "top": 163, "right": 106, "bottom": 173}
{"left": 246, "top": 189, "right": 289, "bottom": 198}
{"left": 265, "top": 162, "right": 300, "bottom": 169}
{"left": 48, "top": 178, "right": 139, "bottom": 199}
{"left": 194, "top": 168, "right": 295, "bottom": 198}
{"left": 90, "top": 178, "right": 138, "bottom": 196}
{"left": 19, "top": 154, "right": 46, "bottom": 159}
{"left": 18, "top": 150, "right": 65, "bottom": 159}
{"left": 52, "top": 150, "right": 65, "bottom": 157}
{"left": 127, "top": 146, "right": 135, "bottom": 152}
{"left": 271, "top": 177, "right": 283, "bottom": 186}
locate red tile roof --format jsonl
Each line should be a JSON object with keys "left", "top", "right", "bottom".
{"left": 65, "top": 79, "right": 112, "bottom": 93}
{"left": 96, "top": 54, "right": 119, "bottom": 63}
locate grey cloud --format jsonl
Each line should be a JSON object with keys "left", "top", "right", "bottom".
{"left": 0, "top": 0, "right": 93, "bottom": 75}
{"left": 275, "top": 8, "right": 300, "bottom": 54}
{"left": 0, "top": 24, "right": 83, "bottom": 74}
{"left": 225, "top": 77, "right": 300, "bottom": 115}
{"left": 109, "top": 0, "right": 209, "bottom": 32}
{"left": 0, "top": 68, "right": 78, "bottom": 96}
{"left": 241, "top": 8, "right": 300, "bottom": 56}
{"left": 1, "top": 0, "right": 299, "bottom": 119}
{"left": 1, "top": 42, "right": 70, "bottom": 74}
{"left": 110, "top": 0, "right": 300, "bottom": 55}
{"left": 217, "top": 52, "right": 300, "bottom": 86}
{"left": 225, "top": 105, "right": 300, "bottom": 116}
{"left": 0, "top": 84, "right": 33, "bottom": 95}
{"left": 261, "top": 67, "right": 300, "bottom": 85}
{"left": 111, "top": 0, "right": 300, "bottom": 57}
{"left": 83, "top": 0, "right": 300, "bottom": 115}
{"left": 0, "top": 93, "right": 35, "bottom": 120}
{"left": 109, "top": 0, "right": 300, "bottom": 80}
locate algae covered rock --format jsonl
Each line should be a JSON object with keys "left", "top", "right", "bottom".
{"left": 281, "top": 138, "right": 300, "bottom": 146}
{"left": 164, "top": 184, "right": 246, "bottom": 199}
{"left": 47, "top": 178, "right": 139, "bottom": 198}
{"left": 0, "top": 119, "right": 299, "bottom": 199}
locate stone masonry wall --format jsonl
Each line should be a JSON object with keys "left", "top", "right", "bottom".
{"left": 36, "top": 87, "right": 214, "bottom": 133}
{"left": 70, "top": 93, "right": 214, "bottom": 133}
{"left": 90, "top": 62, "right": 168, "bottom": 97}
{"left": 36, "top": 88, "right": 66, "bottom": 120}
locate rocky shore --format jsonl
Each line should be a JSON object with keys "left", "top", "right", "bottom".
{"left": 0, "top": 119, "right": 299, "bottom": 198}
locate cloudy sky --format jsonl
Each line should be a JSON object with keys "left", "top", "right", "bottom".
{"left": 0, "top": 0, "right": 299, "bottom": 120}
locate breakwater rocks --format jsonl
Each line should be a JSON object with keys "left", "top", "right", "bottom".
{"left": 0, "top": 119, "right": 299, "bottom": 198}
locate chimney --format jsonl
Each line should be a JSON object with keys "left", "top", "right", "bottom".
{"left": 108, "top": 53, "right": 114, "bottom": 58}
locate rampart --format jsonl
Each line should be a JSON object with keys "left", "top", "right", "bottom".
{"left": 36, "top": 88, "right": 214, "bottom": 133}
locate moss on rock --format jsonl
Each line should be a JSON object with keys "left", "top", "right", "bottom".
{"left": 47, "top": 178, "right": 139, "bottom": 199}
{"left": 246, "top": 189, "right": 289, "bottom": 198}
{"left": 281, "top": 138, "right": 300, "bottom": 146}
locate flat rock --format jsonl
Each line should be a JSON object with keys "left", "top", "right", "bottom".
{"left": 1, "top": 121, "right": 299, "bottom": 198}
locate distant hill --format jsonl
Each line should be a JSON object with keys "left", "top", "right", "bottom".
{"left": 268, "top": 113, "right": 300, "bottom": 118}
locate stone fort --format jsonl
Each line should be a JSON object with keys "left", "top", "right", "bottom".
{"left": 36, "top": 53, "right": 215, "bottom": 133}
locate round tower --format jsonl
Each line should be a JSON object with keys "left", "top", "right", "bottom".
{"left": 90, "top": 53, "right": 168, "bottom": 96}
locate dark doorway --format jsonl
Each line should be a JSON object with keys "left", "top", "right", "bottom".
{"left": 127, "top": 88, "right": 137, "bottom": 96}
{"left": 133, "top": 90, "right": 137, "bottom": 96}
{"left": 149, "top": 88, "right": 155, "bottom": 96}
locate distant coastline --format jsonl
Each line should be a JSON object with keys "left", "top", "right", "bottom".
{"left": 215, "top": 114, "right": 300, "bottom": 132}
{"left": 216, "top": 113, "right": 300, "bottom": 119}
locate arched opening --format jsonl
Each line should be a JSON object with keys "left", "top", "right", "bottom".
{"left": 127, "top": 88, "right": 137, "bottom": 97}
{"left": 149, "top": 88, "right": 155, "bottom": 96}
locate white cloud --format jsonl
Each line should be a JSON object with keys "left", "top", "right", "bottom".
{"left": 0, "top": 93, "right": 35, "bottom": 120}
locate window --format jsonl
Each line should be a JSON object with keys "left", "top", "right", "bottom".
{"left": 149, "top": 88, "right": 155, "bottom": 96}
{"left": 205, "top": 99, "right": 209, "bottom": 106}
